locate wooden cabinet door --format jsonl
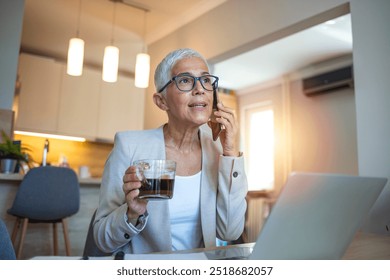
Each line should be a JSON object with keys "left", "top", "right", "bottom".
{"left": 97, "top": 76, "right": 144, "bottom": 141}
{"left": 219, "top": 92, "right": 238, "bottom": 114}
{"left": 57, "top": 67, "right": 101, "bottom": 139}
{"left": 16, "top": 53, "right": 62, "bottom": 133}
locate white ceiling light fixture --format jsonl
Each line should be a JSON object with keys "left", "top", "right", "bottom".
{"left": 67, "top": 0, "right": 84, "bottom": 76}
{"left": 102, "top": 2, "right": 119, "bottom": 83}
{"left": 102, "top": 45, "right": 119, "bottom": 83}
{"left": 135, "top": 10, "right": 150, "bottom": 89}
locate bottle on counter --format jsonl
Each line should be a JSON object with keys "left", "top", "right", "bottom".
{"left": 42, "top": 139, "right": 49, "bottom": 166}
{"left": 58, "top": 154, "right": 70, "bottom": 168}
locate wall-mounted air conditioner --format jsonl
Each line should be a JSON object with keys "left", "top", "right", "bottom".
{"left": 302, "top": 65, "right": 354, "bottom": 96}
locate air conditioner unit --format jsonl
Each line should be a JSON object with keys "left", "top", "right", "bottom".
{"left": 302, "top": 65, "right": 354, "bottom": 96}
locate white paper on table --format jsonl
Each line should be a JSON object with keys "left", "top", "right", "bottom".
{"left": 30, "top": 256, "right": 114, "bottom": 260}
{"left": 124, "top": 252, "right": 208, "bottom": 260}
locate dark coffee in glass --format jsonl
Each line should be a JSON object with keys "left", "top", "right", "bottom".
{"left": 134, "top": 159, "right": 176, "bottom": 200}
{"left": 139, "top": 178, "right": 175, "bottom": 200}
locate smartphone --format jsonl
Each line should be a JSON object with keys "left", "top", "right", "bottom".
{"left": 210, "top": 87, "right": 222, "bottom": 141}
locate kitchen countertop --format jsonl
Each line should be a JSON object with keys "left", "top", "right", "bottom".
{"left": 0, "top": 173, "right": 23, "bottom": 181}
{"left": 0, "top": 172, "right": 101, "bottom": 185}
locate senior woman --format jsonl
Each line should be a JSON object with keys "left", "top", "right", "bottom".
{"left": 93, "top": 48, "right": 248, "bottom": 254}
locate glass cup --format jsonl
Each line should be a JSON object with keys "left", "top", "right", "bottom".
{"left": 134, "top": 159, "right": 176, "bottom": 200}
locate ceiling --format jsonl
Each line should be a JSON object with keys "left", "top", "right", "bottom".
{"left": 214, "top": 14, "right": 353, "bottom": 91}
{"left": 21, "top": 0, "right": 227, "bottom": 75}
{"left": 21, "top": 0, "right": 352, "bottom": 91}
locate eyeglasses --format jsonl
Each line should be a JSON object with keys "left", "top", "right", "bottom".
{"left": 158, "top": 74, "right": 219, "bottom": 93}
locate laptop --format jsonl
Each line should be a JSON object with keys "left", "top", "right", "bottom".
{"left": 245, "top": 172, "right": 387, "bottom": 260}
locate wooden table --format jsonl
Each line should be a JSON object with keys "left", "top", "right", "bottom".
{"left": 150, "top": 231, "right": 390, "bottom": 260}
{"left": 343, "top": 231, "right": 390, "bottom": 259}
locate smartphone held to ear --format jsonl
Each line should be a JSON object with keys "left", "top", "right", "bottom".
{"left": 209, "top": 87, "right": 223, "bottom": 141}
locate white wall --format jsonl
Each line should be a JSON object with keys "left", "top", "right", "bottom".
{"left": 0, "top": 0, "right": 25, "bottom": 110}
{"left": 289, "top": 81, "right": 357, "bottom": 174}
{"left": 350, "top": 0, "right": 390, "bottom": 234}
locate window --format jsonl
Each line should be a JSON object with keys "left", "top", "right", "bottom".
{"left": 244, "top": 103, "right": 275, "bottom": 191}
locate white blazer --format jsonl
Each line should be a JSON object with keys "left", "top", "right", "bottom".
{"left": 93, "top": 124, "right": 248, "bottom": 254}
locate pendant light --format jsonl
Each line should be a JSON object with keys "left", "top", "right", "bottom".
{"left": 102, "top": 2, "right": 119, "bottom": 83}
{"left": 67, "top": 0, "right": 84, "bottom": 76}
{"left": 134, "top": 10, "right": 150, "bottom": 88}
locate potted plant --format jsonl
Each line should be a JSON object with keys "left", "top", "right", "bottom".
{"left": 0, "top": 130, "right": 30, "bottom": 173}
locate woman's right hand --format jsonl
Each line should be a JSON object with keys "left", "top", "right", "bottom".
{"left": 122, "top": 166, "right": 148, "bottom": 221}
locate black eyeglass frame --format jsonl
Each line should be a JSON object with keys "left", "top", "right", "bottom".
{"left": 157, "top": 74, "right": 219, "bottom": 93}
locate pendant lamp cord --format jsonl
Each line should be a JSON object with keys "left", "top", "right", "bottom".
{"left": 76, "top": 0, "right": 82, "bottom": 37}
{"left": 142, "top": 10, "right": 147, "bottom": 52}
{"left": 110, "top": 3, "right": 117, "bottom": 45}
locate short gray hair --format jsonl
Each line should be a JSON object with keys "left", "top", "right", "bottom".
{"left": 154, "top": 48, "right": 209, "bottom": 94}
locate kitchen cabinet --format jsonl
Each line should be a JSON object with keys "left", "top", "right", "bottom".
{"left": 218, "top": 92, "right": 237, "bottom": 114}
{"left": 97, "top": 76, "right": 144, "bottom": 140}
{"left": 57, "top": 68, "right": 101, "bottom": 139}
{"left": 15, "top": 53, "right": 144, "bottom": 142}
{"left": 16, "top": 53, "right": 62, "bottom": 134}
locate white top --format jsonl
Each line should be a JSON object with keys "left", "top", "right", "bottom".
{"left": 169, "top": 171, "right": 202, "bottom": 251}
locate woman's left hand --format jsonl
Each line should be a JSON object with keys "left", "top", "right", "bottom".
{"left": 211, "top": 102, "right": 239, "bottom": 157}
